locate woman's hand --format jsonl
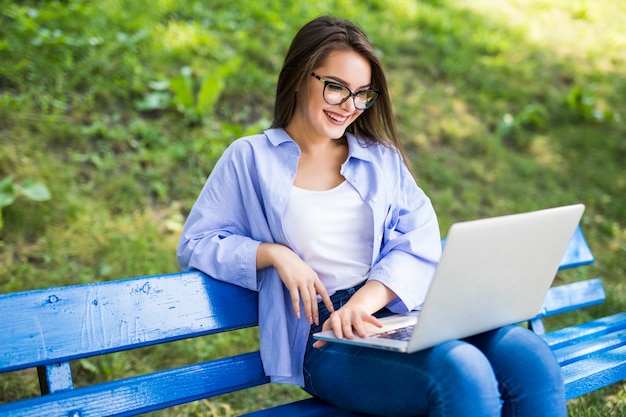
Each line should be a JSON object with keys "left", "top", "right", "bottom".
{"left": 312, "top": 303, "right": 383, "bottom": 348}
{"left": 313, "top": 280, "right": 395, "bottom": 348}
{"left": 257, "top": 243, "right": 333, "bottom": 325}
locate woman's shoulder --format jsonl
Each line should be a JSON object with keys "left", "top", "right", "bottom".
{"left": 227, "top": 131, "right": 266, "bottom": 151}
{"left": 227, "top": 128, "right": 293, "bottom": 154}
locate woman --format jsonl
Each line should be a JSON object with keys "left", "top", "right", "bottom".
{"left": 177, "top": 15, "right": 566, "bottom": 417}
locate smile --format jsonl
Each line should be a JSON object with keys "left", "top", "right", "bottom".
{"left": 324, "top": 110, "right": 349, "bottom": 123}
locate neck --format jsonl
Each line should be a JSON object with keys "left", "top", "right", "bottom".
{"left": 284, "top": 128, "right": 346, "bottom": 156}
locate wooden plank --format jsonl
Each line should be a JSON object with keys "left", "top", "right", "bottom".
{"left": 534, "top": 279, "right": 605, "bottom": 319}
{"left": 541, "top": 313, "right": 626, "bottom": 350}
{"left": 0, "top": 352, "right": 269, "bottom": 417}
{"left": 558, "top": 226, "right": 594, "bottom": 270}
{"left": 37, "top": 362, "right": 73, "bottom": 394}
{"left": 563, "top": 344, "right": 626, "bottom": 400}
{"left": 0, "top": 271, "right": 258, "bottom": 373}
{"left": 553, "top": 330, "right": 626, "bottom": 366}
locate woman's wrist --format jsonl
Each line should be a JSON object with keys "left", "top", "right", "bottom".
{"left": 346, "top": 280, "right": 396, "bottom": 314}
{"left": 256, "top": 242, "right": 279, "bottom": 269}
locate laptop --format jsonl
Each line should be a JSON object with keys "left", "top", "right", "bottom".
{"left": 313, "top": 204, "right": 585, "bottom": 353}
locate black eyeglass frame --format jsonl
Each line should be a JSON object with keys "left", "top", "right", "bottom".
{"left": 310, "top": 72, "right": 380, "bottom": 110}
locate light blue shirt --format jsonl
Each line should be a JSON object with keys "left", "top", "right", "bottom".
{"left": 177, "top": 128, "right": 442, "bottom": 386}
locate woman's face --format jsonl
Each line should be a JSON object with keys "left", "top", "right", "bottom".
{"left": 289, "top": 50, "right": 372, "bottom": 142}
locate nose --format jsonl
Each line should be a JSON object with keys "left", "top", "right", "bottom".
{"left": 340, "top": 95, "right": 358, "bottom": 112}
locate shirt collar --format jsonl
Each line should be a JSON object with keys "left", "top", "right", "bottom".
{"left": 345, "top": 133, "right": 373, "bottom": 162}
{"left": 264, "top": 128, "right": 295, "bottom": 147}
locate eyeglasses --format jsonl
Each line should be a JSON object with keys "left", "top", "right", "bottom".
{"left": 311, "top": 72, "right": 380, "bottom": 110}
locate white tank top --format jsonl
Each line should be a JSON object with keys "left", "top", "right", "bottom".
{"left": 283, "top": 181, "right": 374, "bottom": 296}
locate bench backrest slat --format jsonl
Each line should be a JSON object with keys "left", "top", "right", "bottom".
{"left": 0, "top": 271, "right": 258, "bottom": 373}
{"left": 536, "top": 278, "right": 606, "bottom": 319}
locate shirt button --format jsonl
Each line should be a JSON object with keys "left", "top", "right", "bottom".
{"left": 371, "top": 197, "right": 378, "bottom": 203}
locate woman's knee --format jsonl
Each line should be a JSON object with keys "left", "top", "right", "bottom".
{"left": 470, "top": 324, "right": 565, "bottom": 411}
{"left": 479, "top": 326, "right": 562, "bottom": 381}
{"left": 420, "top": 341, "right": 501, "bottom": 415}
{"left": 423, "top": 341, "right": 498, "bottom": 391}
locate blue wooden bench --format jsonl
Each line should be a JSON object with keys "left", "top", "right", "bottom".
{"left": 0, "top": 226, "right": 624, "bottom": 416}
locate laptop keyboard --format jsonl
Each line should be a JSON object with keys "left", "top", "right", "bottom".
{"left": 373, "top": 325, "right": 415, "bottom": 341}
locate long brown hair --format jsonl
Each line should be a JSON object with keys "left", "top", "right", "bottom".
{"left": 271, "top": 16, "right": 409, "bottom": 164}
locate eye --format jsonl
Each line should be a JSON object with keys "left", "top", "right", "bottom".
{"left": 326, "top": 82, "right": 346, "bottom": 93}
{"left": 363, "top": 91, "right": 376, "bottom": 101}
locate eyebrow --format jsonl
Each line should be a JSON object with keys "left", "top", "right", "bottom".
{"left": 322, "top": 75, "right": 371, "bottom": 91}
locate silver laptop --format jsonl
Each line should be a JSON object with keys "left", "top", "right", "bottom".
{"left": 313, "top": 204, "right": 585, "bottom": 353}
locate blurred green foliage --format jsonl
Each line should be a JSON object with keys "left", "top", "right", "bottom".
{"left": 0, "top": 0, "right": 625, "bottom": 415}
{"left": 0, "top": 176, "right": 51, "bottom": 231}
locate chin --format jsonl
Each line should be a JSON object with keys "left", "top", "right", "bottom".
{"left": 326, "top": 127, "right": 348, "bottom": 140}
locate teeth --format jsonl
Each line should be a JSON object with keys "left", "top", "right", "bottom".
{"left": 325, "top": 111, "right": 346, "bottom": 122}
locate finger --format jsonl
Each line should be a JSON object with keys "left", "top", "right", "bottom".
{"left": 289, "top": 288, "right": 301, "bottom": 319}
{"left": 313, "top": 339, "right": 327, "bottom": 348}
{"left": 313, "top": 318, "right": 331, "bottom": 348}
{"left": 300, "top": 286, "right": 314, "bottom": 324}
{"left": 315, "top": 280, "right": 334, "bottom": 314}
{"left": 329, "top": 313, "right": 344, "bottom": 340}
{"left": 307, "top": 283, "right": 319, "bottom": 325}
{"left": 342, "top": 320, "right": 355, "bottom": 340}
{"left": 364, "top": 315, "right": 384, "bottom": 329}
{"left": 352, "top": 319, "right": 368, "bottom": 338}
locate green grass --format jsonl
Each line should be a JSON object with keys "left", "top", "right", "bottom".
{"left": 1, "top": 0, "right": 625, "bottom": 415}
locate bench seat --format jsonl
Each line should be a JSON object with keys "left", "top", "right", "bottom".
{"left": 543, "top": 313, "right": 626, "bottom": 399}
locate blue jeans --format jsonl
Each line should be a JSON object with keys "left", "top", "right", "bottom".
{"left": 303, "top": 286, "right": 567, "bottom": 417}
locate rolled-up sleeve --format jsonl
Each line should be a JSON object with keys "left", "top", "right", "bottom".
{"left": 367, "top": 154, "right": 442, "bottom": 313}
{"left": 177, "top": 140, "right": 265, "bottom": 291}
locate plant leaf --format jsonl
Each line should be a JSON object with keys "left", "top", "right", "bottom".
{"left": 78, "top": 359, "right": 100, "bottom": 375}
{"left": 170, "top": 67, "right": 195, "bottom": 110}
{"left": 16, "top": 179, "right": 52, "bottom": 202}
{"left": 197, "top": 73, "right": 224, "bottom": 115}
{"left": 135, "top": 92, "right": 171, "bottom": 111}
{"left": 0, "top": 177, "right": 16, "bottom": 208}
{"left": 148, "top": 80, "right": 170, "bottom": 91}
